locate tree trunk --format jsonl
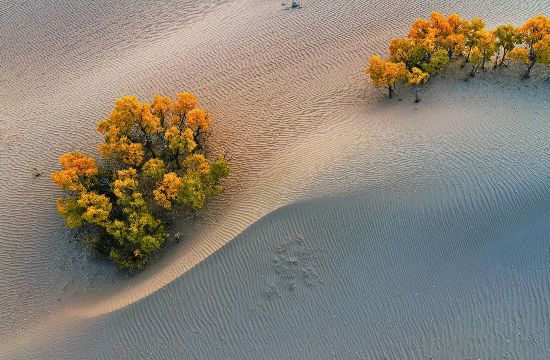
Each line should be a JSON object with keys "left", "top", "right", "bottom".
{"left": 463, "top": 48, "right": 472, "bottom": 67}
{"left": 470, "top": 64, "right": 479, "bottom": 77}
{"left": 195, "top": 129, "right": 204, "bottom": 151}
{"left": 145, "top": 136, "right": 155, "bottom": 158}
{"left": 493, "top": 49, "right": 500, "bottom": 68}
{"left": 388, "top": 85, "right": 394, "bottom": 98}
{"left": 173, "top": 146, "right": 181, "bottom": 169}
{"left": 499, "top": 49, "right": 508, "bottom": 66}
{"left": 179, "top": 114, "right": 187, "bottom": 130}
{"left": 524, "top": 47, "right": 537, "bottom": 78}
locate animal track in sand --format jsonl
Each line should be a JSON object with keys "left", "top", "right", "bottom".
{"left": 264, "top": 235, "right": 320, "bottom": 300}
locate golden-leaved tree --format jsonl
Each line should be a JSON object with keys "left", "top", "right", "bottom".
{"left": 51, "top": 93, "right": 230, "bottom": 270}
{"left": 515, "top": 15, "right": 550, "bottom": 77}
{"left": 365, "top": 55, "right": 408, "bottom": 98}
{"left": 493, "top": 25, "right": 522, "bottom": 67}
{"left": 407, "top": 67, "right": 430, "bottom": 103}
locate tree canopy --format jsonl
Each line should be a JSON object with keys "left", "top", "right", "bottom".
{"left": 365, "top": 55, "right": 408, "bottom": 98}
{"left": 365, "top": 13, "right": 550, "bottom": 98}
{"left": 51, "top": 93, "right": 230, "bottom": 270}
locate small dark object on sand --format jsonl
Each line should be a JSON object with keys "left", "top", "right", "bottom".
{"left": 33, "top": 167, "right": 42, "bottom": 177}
{"left": 282, "top": 0, "right": 301, "bottom": 10}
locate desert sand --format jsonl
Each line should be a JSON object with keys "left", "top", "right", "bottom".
{"left": 1, "top": 0, "right": 549, "bottom": 358}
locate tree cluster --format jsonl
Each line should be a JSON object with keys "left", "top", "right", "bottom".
{"left": 365, "top": 12, "right": 550, "bottom": 99}
{"left": 51, "top": 93, "right": 230, "bottom": 270}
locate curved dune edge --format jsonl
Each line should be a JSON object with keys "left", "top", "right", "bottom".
{"left": 4, "top": 74, "right": 549, "bottom": 354}
{"left": 66, "top": 72, "right": 550, "bottom": 322}
{"left": 68, "top": 110, "right": 366, "bottom": 319}
{"left": 2, "top": 0, "right": 550, "bottom": 356}
{"left": 0, "top": 109, "right": 367, "bottom": 355}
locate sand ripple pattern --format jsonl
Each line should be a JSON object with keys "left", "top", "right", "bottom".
{"left": 1, "top": 0, "right": 550, "bottom": 357}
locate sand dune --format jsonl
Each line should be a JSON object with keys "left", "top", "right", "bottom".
{"left": 1, "top": 0, "right": 549, "bottom": 358}
{"left": 33, "top": 191, "right": 550, "bottom": 358}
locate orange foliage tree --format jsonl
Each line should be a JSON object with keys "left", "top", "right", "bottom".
{"left": 407, "top": 67, "right": 430, "bottom": 103}
{"left": 365, "top": 55, "right": 407, "bottom": 98}
{"left": 516, "top": 15, "right": 550, "bottom": 77}
{"left": 51, "top": 93, "right": 230, "bottom": 270}
{"left": 493, "top": 25, "right": 522, "bottom": 67}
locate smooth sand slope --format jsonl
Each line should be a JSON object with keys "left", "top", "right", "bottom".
{"left": 1, "top": 0, "right": 549, "bottom": 358}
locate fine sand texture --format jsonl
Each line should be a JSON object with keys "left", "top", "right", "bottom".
{"left": 1, "top": 0, "right": 550, "bottom": 358}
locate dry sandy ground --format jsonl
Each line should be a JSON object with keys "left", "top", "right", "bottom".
{"left": 1, "top": 0, "right": 549, "bottom": 358}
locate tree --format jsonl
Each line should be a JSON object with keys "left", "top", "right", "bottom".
{"left": 51, "top": 93, "right": 230, "bottom": 270}
{"left": 50, "top": 152, "right": 97, "bottom": 191}
{"left": 174, "top": 92, "right": 198, "bottom": 120}
{"left": 96, "top": 96, "right": 158, "bottom": 166}
{"left": 106, "top": 191, "right": 166, "bottom": 268}
{"left": 469, "top": 46, "right": 483, "bottom": 77}
{"left": 78, "top": 192, "right": 112, "bottom": 227}
{"left": 183, "top": 153, "right": 211, "bottom": 175}
{"left": 518, "top": 15, "right": 550, "bottom": 77}
{"left": 533, "top": 34, "right": 550, "bottom": 70}
{"left": 421, "top": 49, "right": 450, "bottom": 74}
{"left": 475, "top": 29, "right": 496, "bottom": 69}
{"left": 56, "top": 197, "right": 85, "bottom": 229}
{"left": 186, "top": 108, "right": 211, "bottom": 141}
{"left": 429, "top": 11, "right": 453, "bottom": 52}
{"left": 365, "top": 56, "right": 408, "bottom": 98}
{"left": 519, "top": 15, "right": 550, "bottom": 47}
{"left": 206, "top": 158, "right": 231, "bottom": 193}
{"left": 407, "top": 67, "right": 430, "bottom": 103}
{"left": 408, "top": 18, "right": 435, "bottom": 49}
{"left": 154, "top": 172, "right": 183, "bottom": 210}
{"left": 463, "top": 17, "right": 486, "bottom": 64}
{"left": 447, "top": 13, "right": 468, "bottom": 57}
{"left": 164, "top": 126, "right": 196, "bottom": 161}
{"left": 389, "top": 38, "right": 429, "bottom": 70}
{"left": 177, "top": 173, "right": 206, "bottom": 210}
{"left": 508, "top": 47, "right": 530, "bottom": 64}
{"left": 142, "top": 158, "right": 166, "bottom": 183}
{"left": 112, "top": 168, "right": 138, "bottom": 200}
{"left": 493, "top": 25, "right": 521, "bottom": 67}
{"left": 151, "top": 95, "right": 174, "bottom": 125}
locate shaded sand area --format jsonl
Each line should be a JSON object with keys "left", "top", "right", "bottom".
{"left": 28, "top": 193, "right": 550, "bottom": 358}
{"left": 1, "top": 0, "right": 550, "bottom": 358}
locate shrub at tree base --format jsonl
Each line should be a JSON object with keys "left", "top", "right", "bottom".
{"left": 51, "top": 93, "right": 230, "bottom": 270}
{"left": 365, "top": 12, "right": 550, "bottom": 99}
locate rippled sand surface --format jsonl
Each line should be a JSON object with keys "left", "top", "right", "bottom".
{"left": 1, "top": 0, "right": 549, "bottom": 358}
